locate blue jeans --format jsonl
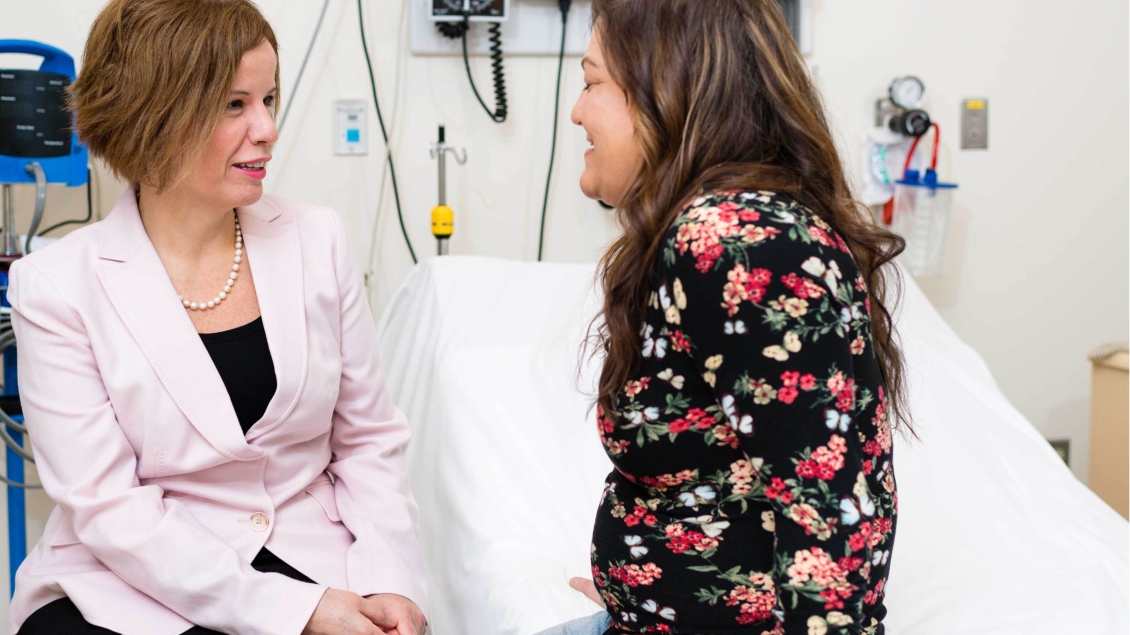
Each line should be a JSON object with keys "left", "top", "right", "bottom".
{"left": 534, "top": 611, "right": 612, "bottom": 635}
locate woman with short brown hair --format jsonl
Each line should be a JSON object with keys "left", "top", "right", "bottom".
{"left": 546, "top": 0, "right": 907, "bottom": 633}
{"left": 8, "top": 1, "right": 427, "bottom": 634}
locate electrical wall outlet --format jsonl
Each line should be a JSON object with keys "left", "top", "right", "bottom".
{"left": 1048, "top": 438, "right": 1071, "bottom": 466}
{"left": 334, "top": 100, "right": 367, "bottom": 156}
{"left": 961, "top": 98, "right": 988, "bottom": 149}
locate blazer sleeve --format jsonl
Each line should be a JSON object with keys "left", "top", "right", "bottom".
{"left": 324, "top": 210, "right": 429, "bottom": 616}
{"left": 8, "top": 259, "right": 327, "bottom": 635}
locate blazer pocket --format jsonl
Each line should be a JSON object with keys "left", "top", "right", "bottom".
{"left": 304, "top": 474, "right": 342, "bottom": 523}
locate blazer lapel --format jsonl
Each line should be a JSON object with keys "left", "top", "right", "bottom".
{"left": 236, "top": 198, "right": 308, "bottom": 440}
{"left": 95, "top": 191, "right": 262, "bottom": 461}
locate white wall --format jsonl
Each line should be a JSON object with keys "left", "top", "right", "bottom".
{"left": 0, "top": 0, "right": 1126, "bottom": 623}
{"left": 805, "top": 0, "right": 1129, "bottom": 483}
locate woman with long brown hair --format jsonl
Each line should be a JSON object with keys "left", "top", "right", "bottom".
{"left": 541, "top": 1, "right": 908, "bottom": 633}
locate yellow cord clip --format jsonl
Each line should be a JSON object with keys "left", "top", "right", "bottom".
{"left": 431, "top": 205, "right": 454, "bottom": 238}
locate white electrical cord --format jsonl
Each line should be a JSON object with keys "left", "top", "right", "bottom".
{"left": 363, "top": 0, "right": 411, "bottom": 302}
{"left": 278, "top": 0, "right": 332, "bottom": 134}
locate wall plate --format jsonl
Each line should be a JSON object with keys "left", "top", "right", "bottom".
{"left": 1048, "top": 438, "right": 1071, "bottom": 466}
{"left": 961, "top": 98, "right": 989, "bottom": 150}
{"left": 431, "top": 0, "right": 508, "bottom": 21}
{"left": 411, "top": 0, "right": 591, "bottom": 56}
{"left": 334, "top": 99, "right": 367, "bottom": 156}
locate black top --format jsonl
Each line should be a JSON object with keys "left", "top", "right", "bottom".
{"left": 591, "top": 191, "right": 895, "bottom": 635}
{"left": 199, "top": 316, "right": 277, "bottom": 434}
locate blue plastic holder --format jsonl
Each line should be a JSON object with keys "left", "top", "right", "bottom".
{"left": 896, "top": 167, "right": 958, "bottom": 191}
{"left": 0, "top": 40, "right": 89, "bottom": 187}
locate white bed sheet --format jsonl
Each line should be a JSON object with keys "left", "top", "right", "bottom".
{"left": 376, "top": 256, "right": 1128, "bottom": 635}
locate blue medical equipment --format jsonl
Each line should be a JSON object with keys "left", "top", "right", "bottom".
{"left": 0, "top": 40, "right": 88, "bottom": 187}
{"left": 889, "top": 124, "right": 958, "bottom": 278}
{"left": 0, "top": 39, "right": 90, "bottom": 596}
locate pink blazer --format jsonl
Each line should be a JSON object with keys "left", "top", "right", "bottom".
{"left": 6, "top": 191, "right": 427, "bottom": 635}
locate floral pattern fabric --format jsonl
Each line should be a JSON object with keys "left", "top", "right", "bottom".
{"left": 591, "top": 191, "right": 896, "bottom": 635}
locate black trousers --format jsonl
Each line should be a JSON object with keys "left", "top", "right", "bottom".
{"left": 16, "top": 548, "right": 316, "bottom": 635}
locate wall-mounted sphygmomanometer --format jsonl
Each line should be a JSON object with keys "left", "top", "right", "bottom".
{"left": 431, "top": 0, "right": 510, "bottom": 123}
{"left": 432, "top": 0, "right": 506, "bottom": 20}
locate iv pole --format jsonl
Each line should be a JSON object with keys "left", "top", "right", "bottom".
{"left": 429, "top": 125, "right": 466, "bottom": 256}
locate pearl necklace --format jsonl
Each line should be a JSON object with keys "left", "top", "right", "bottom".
{"left": 177, "top": 215, "right": 242, "bottom": 311}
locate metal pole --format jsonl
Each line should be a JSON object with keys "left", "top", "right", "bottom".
{"left": 436, "top": 126, "right": 449, "bottom": 256}
{"left": 437, "top": 127, "right": 447, "bottom": 208}
{"left": 430, "top": 125, "right": 463, "bottom": 257}
{"left": 1, "top": 185, "right": 16, "bottom": 256}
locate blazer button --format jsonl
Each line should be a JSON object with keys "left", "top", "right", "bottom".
{"left": 249, "top": 512, "right": 270, "bottom": 532}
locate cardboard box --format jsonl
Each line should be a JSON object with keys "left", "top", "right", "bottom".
{"left": 1089, "top": 348, "right": 1128, "bottom": 519}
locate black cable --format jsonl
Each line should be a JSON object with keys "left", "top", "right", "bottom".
{"left": 461, "top": 17, "right": 508, "bottom": 123}
{"left": 278, "top": 0, "right": 331, "bottom": 134}
{"left": 357, "top": 0, "right": 417, "bottom": 264}
{"left": 37, "top": 166, "right": 93, "bottom": 237}
{"left": 537, "top": 1, "right": 570, "bottom": 261}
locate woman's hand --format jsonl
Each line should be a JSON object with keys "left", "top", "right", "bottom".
{"left": 361, "top": 593, "right": 427, "bottom": 635}
{"left": 569, "top": 577, "right": 606, "bottom": 608}
{"left": 303, "top": 589, "right": 388, "bottom": 635}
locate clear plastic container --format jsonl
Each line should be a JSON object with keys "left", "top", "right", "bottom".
{"left": 890, "top": 169, "right": 957, "bottom": 278}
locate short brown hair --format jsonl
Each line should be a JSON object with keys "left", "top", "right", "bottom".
{"left": 71, "top": 0, "right": 280, "bottom": 191}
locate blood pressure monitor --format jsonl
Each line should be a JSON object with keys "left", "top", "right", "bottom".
{"left": 431, "top": 0, "right": 507, "bottom": 21}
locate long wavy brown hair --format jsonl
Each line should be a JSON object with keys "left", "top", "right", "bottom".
{"left": 590, "top": 0, "right": 912, "bottom": 431}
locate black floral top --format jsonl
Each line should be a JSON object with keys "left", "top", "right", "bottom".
{"left": 591, "top": 191, "right": 896, "bottom": 635}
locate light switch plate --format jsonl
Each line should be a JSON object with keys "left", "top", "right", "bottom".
{"left": 334, "top": 100, "right": 367, "bottom": 156}
{"left": 961, "top": 98, "right": 988, "bottom": 149}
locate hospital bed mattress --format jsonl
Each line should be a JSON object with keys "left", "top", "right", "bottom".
{"left": 376, "top": 256, "right": 1129, "bottom": 635}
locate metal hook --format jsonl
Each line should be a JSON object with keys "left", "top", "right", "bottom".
{"left": 429, "top": 144, "right": 467, "bottom": 165}
{"left": 445, "top": 146, "right": 467, "bottom": 165}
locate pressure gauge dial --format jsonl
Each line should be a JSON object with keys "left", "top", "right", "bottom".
{"left": 889, "top": 76, "right": 925, "bottom": 109}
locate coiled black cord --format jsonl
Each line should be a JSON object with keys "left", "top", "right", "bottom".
{"left": 461, "top": 17, "right": 508, "bottom": 123}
